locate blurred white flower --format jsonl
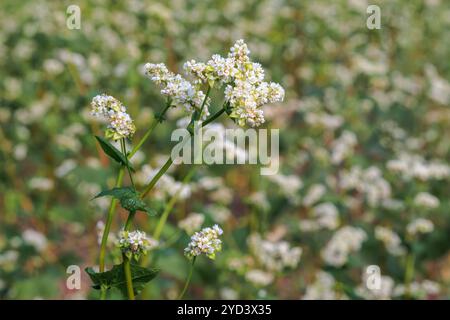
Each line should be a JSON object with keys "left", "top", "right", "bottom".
{"left": 178, "top": 212, "right": 205, "bottom": 235}
{"left": 22, "top": 229, "right": 48, "bottom": 252}
{"left": 407, "top": 218, "right": 434, "bottom": 237}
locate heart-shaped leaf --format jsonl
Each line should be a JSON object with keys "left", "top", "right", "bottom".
{"left": 85, "top": 264, "right": 159, "bottom": 297}
{"left": 95, "top": 136, "right": 135, "bottom": 172}
{"left": 93, "top": 187, "right": 157, "bottom": 216}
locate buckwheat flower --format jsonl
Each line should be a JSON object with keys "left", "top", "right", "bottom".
{"left": 184, "top": 224, "right": 223, "bottom": 260}
{"left": 407, "top": 218, "right": 434, "bottom": 237}
{"left": 375, "top": 226, "right": 405, "bottom": 256}
{"left": 321, "top": 226, "right": 367, "bottom": 267}
{"left": 248, "top": 234, "right": 302, "bottom": 272}
{"left": 178, "top": 212, "right": 205, "bottom": 235}
{"left": 183, "top": 59, "right": 208, "bottom": 85}
{"left": 90, "top": 94, "right": 136, "bottom": 140}
{"left": 228, "top": 39, "right": 251, "bottom": 66}
{"left": 267, "top": 82, "right": 285, "bottom": 103}
{"left": 245, "top": 269, "right": 274, "bottom": 287}
{"left": 413, "top": 192, "right": 439, "bottom": 209}
{"left": 143, "top": 63, "right": 172, "bottom": 85}
{"left": 222, "top": 40, "right": 284, "bottom": 127}
{"left": 118, "top": 230, "right": 158, "bottom": 260}
{"left": 184, "top": 55, "right": 235, "bottom": 87}
{"left": 145, "top": 63, "right": 210, "bottom": 119}
{"left": 303, "top": 272, "right": 344, "bottom": 300}
{"left": 22, "top": 229, "right": 48, "bottom": 252}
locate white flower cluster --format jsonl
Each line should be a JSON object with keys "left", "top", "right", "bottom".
{"left": 339, "top": 166, "right": 391, "bottom": 206}
{"left": 248, "top": 234, "right": 302, "bottom": 272}
{"left": 413, "top": 192, "right": 439, "bottom": 209}
{"left": 144, "top": 63, "right": 210, "bottom": 119}
{"left": 375, "top": 226, "right": 405, "bottom": 256}
{"left": 387, "top": 153, "right": 450, "bottom": 181}
{"left": 184, "top": 39, "right": 285, "bottom": 127}
{"left": 406, "top": 218, "right": 434, "bottom": 237}
{"left": 184, "top": 224, "right": 223, "bottom": 260}
{"left": 393, "top": 280, "right": 440, "bottom": 298}
{"left": 302, "top": 184, "right": 326, "bottom": 207}
{"left": 178, "top": 212, "right": 205, "bottom": 235}
{"left": 321, "top": 226, "right": 367, "bottom": 267}
{"left": 245, "top": 269, "right": 274, "bottom": 287}
{"left": 303, "top": 272, "right": 345, "bottom": 300}
{"left": 300, "top": 202, "right": 340, "bottom": 232}
{"left": 90, "top": 94, "right": 136, "bottom": 140}
{"left": 117, "top": 230, "right": 158, "bottom": 260}
{"left": 331, "top": 130, "right": 357, "bottom": 164}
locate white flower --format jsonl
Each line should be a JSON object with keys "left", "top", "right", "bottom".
{"left": 248, "top": 234, "right": 302, "bottom": 272}
{"left": 90, "top": 94, "right": 136, "bottom": 140}
{"left": 184, "top": 224, "right": 223, "bottom": 260}
{"left": 313, "top": 203, "right": 340, "bottom": 230}
{"left": 118, "top": 230, "right": 158, "bottom": 260}
{"left": 144, "top": 63, "right": 210, "bottom": 119}
{"left": 321, "top": 226, "right": 367, "bottom": 267}
{"left": 178, "top": 213, "right": 205, "bottom": 235}
{"left": 375, "top": 226, "right": 405, "bottom": 256}
{"left": 245, "top": 269, "right": 274, "bottom": 287}
{"left": 22, "top": 229, "right": 48, "bottom": 252}
{"left": 303, "top": 272, "right": 344, "bottom": 300}
{"left": 407, "top": 218, "right": 434, "bottom": 236}
{"left": 413, "top": 192, "right": 439, "bottom": 209}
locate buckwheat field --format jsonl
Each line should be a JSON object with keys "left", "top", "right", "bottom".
{"left": 0, "top": 0, "right": 449, "bottom": 300}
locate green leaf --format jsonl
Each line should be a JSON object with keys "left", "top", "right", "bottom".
{"left": 93, "top": 187, "right": 157, "bottom": 216}
{"left": 85, "top": 264, "right": 159, "bottom": 297}
{"left": 95, "top": 136, "right": 134, "bottom": 172}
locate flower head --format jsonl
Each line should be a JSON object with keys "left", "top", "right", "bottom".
{"left": 407, "top": 218, "right": 434, "bottom": 237}
{"left": 224, "top": 40, "right": 284, "bottom": 127}
{"left": 117, "top": 230, "right": 158, "bottom": 261}
{"left": 90, "top": 94, "right": 136, "bottom": 140}
{"left": 144, "top": 63, "right": 210, "bottom": 119}
{"left": 184, "top": 224, "right": 223, "bottom": 260}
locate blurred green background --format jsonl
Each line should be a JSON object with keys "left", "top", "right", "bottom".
{"left": 0, "top": 0, "right": 449, "bottom": 299}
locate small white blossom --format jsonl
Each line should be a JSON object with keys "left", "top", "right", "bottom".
{"left": 178, "top": 212, "right": 205, "bottom": 235}
{"left": 184, "top": 224, "right": 223, "bottom": 260}
{"left": 245, "top": 269, "right": 274, "bottom": 287}
{"left": 407, "top": 218, "right": 434, "bottom": 237}
{"left": 413, "top": 192, "right": 439, "bottom": 209}
{"left": 321, "top": 226, "right": 367, "bottom": 267}
{"left": 248, "top": 234, "right": 302, "bottom": 272}
{"left": 118, "top": 230, "right": 158, "bottom": 260}
{"left": 144, "top": 63, "right": 210, "bottom": 119}
{"left": 90, "top": 94, "right": 136, "bottom": 140}
{"left": 375, "top": 226, "right": 405, "bottom": 256}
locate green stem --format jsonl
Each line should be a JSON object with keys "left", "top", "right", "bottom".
{"left": 97, "top": 101, "right": 171, "bottom": 300}
{"left": 404, "top": 251, "right": 416, "bottom": 298}
{"left": 153, "top": 168, "right": 195, "bottom": 240}
{"left": 202, "top": 105, "right": 226, "bottom": 126}
{"left": 140, "top": 105, "right": 226, "bottom": 199}
{"left": 100, "top": 287, "right": 107, "bottom": 300}
{"left": 178, "top": 257, "right": 196, "bottom": 300}
{"left": 124, "top": 211, "right": 136, "bottom": 231}
{"left": 121, "top": 139, "right": 136, "bottom": 190}
{"left": 129, "top": 99, "right": 172, "bottom": 158}
{"left": 141, "top": 156, "right": 174, "bottom": 198}
{"left": 123, "top": 255, "right": 135, "bottom": 300}
{"left": 99, "top": 168, "right": 125, "bottom": 273}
